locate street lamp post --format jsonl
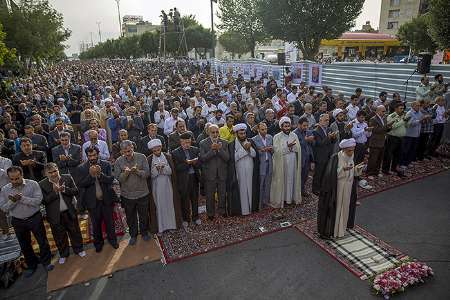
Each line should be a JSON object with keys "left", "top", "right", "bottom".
{"left": 210, "top": 0, "right": 216, "bottom": 58}
{"left": 96, "top": 21, "right": 102, "bottom": 43}
{"left": 115, "top": 0, "right": 122, "bottom": 37}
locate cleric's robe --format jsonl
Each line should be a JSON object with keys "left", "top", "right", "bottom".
{"left": 147, "top": 153, "right": 182, "bottom": 234}
{"left": 227, "top": 140, "right": 260, "bottom": 216}
{"left": 269, "top": 132, "right": 302, "bottom": 208}
{"left": 317, "top": 152, "right": 360, "bottom": 239}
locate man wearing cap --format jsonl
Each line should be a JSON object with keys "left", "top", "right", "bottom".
{"left": 171, "top": 133, "right": 201, "bottom": 227}
{"left": 147, "top": 139, "right": 181, "bottom": 233}
{"left": 227, "top": 124, "right": 259, "bottom": 216}
{"left": 317, "top": 138, "right": 365, "bottom": 239}
{"left": 330, "top": 108, "right": 352, "bottom": 154}
{"left": 270, "top": 117, "right": 302, "bottom": 208}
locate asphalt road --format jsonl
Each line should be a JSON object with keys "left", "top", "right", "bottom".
{"left": 2, "top": 171, "right": 449, "bottom": 300}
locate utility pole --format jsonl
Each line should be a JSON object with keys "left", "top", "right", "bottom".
{"left": 90, "top": 32, "right": 94, "bottom": 47}
{"left": 210, "top": 0, "right": 216, "bottom": 58}
{"left": 115, "top": 0, "right": 122, "bottom": 37}
{"left": 96, "top": 21, "right": 102, "bottom": 43}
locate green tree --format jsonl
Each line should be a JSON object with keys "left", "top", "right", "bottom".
{"left": 428, "top": 0, "right": 450, "bottom": 49}
{"left": 140, "top": 31, "right": 159, "bottom": 57}
{"left": 218, "top": 31, "right": 248, "bottom": 58}
{"left": 0, "top": 22, "right": 16, "bottom": 66}
{"left": 257, "top": 0, "right": 364, "bottom": 60}
{"left": 397, "top": 15, "right": 438, "bottom": 54}
{"left": 217, "top": 0, "right": 269, "bottom": 58}
{"left": 0, "top": 0, "right": 70, "bottom": 70}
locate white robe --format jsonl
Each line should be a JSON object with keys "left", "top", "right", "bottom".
{"left": 151, "top": 154, "right": 177, "bottom": 233}
{"left": 333, "top": 151, "right": 362, "bottom": 238}
{"left": 270, "top": 132, "right": 302, "bottom": 208}
{"left": 234, "top": 139, "right": 256, "bottom": 215}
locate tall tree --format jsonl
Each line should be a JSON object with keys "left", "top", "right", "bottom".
{"left": 397, "top": 15, "right": 438, "bottom": 54}
{"left": 0, "top": 22, "right": 15, "bottom": 66}
{"left": 428, "top": 0, "right": 450, "bottom": 49}
{"left": 257, "top": 0, "right": 364, "bottom": 60}
{"left": 218, "top": 31, "right": 248, "bottom": 59}
{"left": 140, "top": 31, "right": 159, "bottom": 57}
{"left": 217, "top": 0, "right": 269, "bottom": 58}
{"left": 0, "top": 0, "right": 70, "bottom": 69}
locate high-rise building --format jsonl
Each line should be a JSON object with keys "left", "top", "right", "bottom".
{"left": 379, "top": 0, "right": 429, "bottom": 35}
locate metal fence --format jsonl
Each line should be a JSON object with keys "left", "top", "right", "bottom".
{"left": 212, "top": 59, "right": 450, "bottom": 102}
{"left": 321, "top": 63, "right": 450, "bottom": 102}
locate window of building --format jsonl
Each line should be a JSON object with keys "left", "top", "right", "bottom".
{"left": 390, "top": 0, "right": 400, "bottom": 6}
{"left": 387, "top": 21, "right": 399, "bottom": 29}
{"left": 127, "top": 26, "right": 137, "bottom": 33}
{"left": 388, "top": 9, "right": 400, "bottom": 18}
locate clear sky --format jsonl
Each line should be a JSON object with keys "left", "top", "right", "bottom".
{"left": 49, "top": 0, "right": 382, "bottom": 56}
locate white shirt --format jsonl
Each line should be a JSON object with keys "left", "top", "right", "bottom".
{"left": 434, "top": 105, "right": 446, "bottom": 124}
{"left": 0, "top": 156, "right": 12, "bottom": 189}
{"left": 209, "top": 116, "right": 225, "bottom": 126}
{"left": 346, "top": 104, "right": 359, "bottom": 120}
{"left": 193, "top": 97, "right": 206, "bottom": 107}
{"left": 154, "top": 110, "right": 170, "bottom": 129}
{"left": 201, "top": 104, "right": 217, "bottom": 119}
{"left": 82, "top": 140, "right": 110, "bottom": 161}
{"left": 287, "top": 92, "right": 298, "bottom": 104}
{"left": 186, "top": 107, "right": 196, "bottom": 119}
{"left": 271, "top": 95, "right": 282, "bottom": 112}
{"left": 351, "top": 119, "right": 371, "bottom": 144}
{"left": 218, "top": 101, "right": 230, "bottom": 115}
{"left": 164, "top": 117, "right": 182, "bottom": 136}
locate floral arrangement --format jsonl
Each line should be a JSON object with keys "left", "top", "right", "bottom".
{"left": 371, "top": 261, "right": 434, "bottom": 299}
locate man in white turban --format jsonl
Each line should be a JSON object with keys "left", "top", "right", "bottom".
{"left": 227, "top": 124, "right": 259, "bottom": 216}
{"left": 317, "top": 138, "right": 366, "bottom": 239}
{"left": 270, "top": 117, "right": 302, "bottom": 208}
{"left": 147, "top": 138, "right": 181, "bottom": 233}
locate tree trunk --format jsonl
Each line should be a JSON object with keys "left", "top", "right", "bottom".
{"left": 298, "top": 39, "right": 321, "bottom": 61}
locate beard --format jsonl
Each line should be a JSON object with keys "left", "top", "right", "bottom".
{"left": 282, "top": 128, "right": 290, "bottom": 135}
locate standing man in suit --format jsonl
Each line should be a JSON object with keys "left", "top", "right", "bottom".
{"left": 312, "top": 114, "right": 337, "bottom": 195}
{"left": 52, "top": 132, "right": 81, "bottom": 176}
{"left": 40, "top": 163, "right": 86, "bottom": 264}
{"left": 77, "top": 146, "right": 118, "bottom": 252}
{"left": 251, "top": 122, "right": 273, "bottom": 208}
{"left": 199, "top": 124, "right": 229, "bottom": 220}
{"left": 139, "top": 123, "right": 166, "bottom": 156}
{"left": 168, "top": 120, "right": 195, "bottom": 152}
{"left": 294, "top": 117, "right": 315, "bottom": 197}
{"left": 171, "top": 133, "right": 201, "bottom": 227}
{"left": 12, "top": 138, "right": 47, "bottom": 182}
{"left": 367, "top": 105, "right": 390, "bottom": 178}
{"left": 23, "top": 125, "right": 48, "bottom": 154}
{"left": 48, "top": 118, "right": 75, "bottom": 150}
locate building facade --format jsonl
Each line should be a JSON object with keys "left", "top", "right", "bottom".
{"left": 122, "top": 15, "right": 158, "bottom": 37}
{"left": 378, "top": 0, "right": 428, "bottom": 35}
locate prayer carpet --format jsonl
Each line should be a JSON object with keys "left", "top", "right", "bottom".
{"left": 158, "top": 158, "right": 449, "bottom": 264}
{"left": 295, "top": 219, "right": 408, "bottom": 280}
{"left": 47, "top": 238, "right": 161, "bottom": 292}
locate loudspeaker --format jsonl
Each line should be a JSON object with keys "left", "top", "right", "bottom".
{"left": 417, "top": 53, "right": 432, "bottom": 74}
{"left": 277, "top": 53, "right": 286, "bottom": 65}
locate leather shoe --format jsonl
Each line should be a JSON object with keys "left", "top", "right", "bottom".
{"left": 95, "top": 245, "right": 103, "bottom": 253}
{"left": 208, "top": 216, "right": 214, "bottom": 221}
{"left": 142, "top": 234, "right": 151, "bottom": 241}
{"left": 46, "top": 264, "right": 55, "bottom": 272}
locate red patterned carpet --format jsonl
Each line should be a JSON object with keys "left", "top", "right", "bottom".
{"left": 157, "top": 158, "right": 449, "bottom": 264}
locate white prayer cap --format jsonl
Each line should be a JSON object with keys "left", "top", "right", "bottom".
{"left": 57, "top": 97, "right": 65, "bottom": 102}
{"left": 147, "top": 139, "right": 162, "bottom": 150}
{"left": 233, "top": 123, "right": 247, "bottom": 132}
{"left": 278, "top": 116, "right": 291, "bottom": 128}
{"left": 103, "top": 98, "right": 112, "bottom": 103}
{"left": 339, "top": 138, "right": 356, "bottom": 149}
{"left": 333, "top": 108, "right": 344, "bottom": 119}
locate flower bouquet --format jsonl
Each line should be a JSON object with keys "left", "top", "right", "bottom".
{"left": 371, "top": 261, "right": 434, "bottom": 299}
